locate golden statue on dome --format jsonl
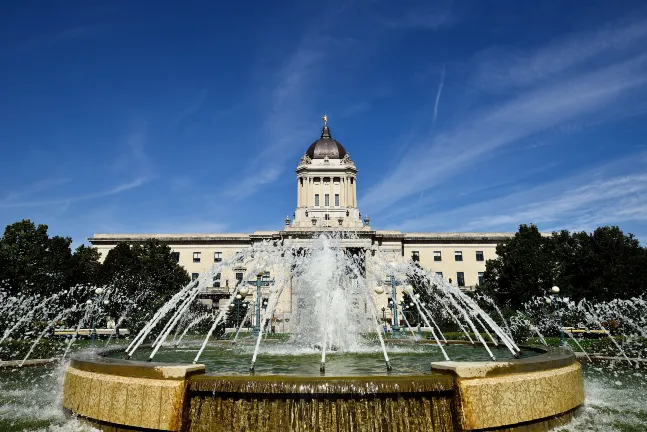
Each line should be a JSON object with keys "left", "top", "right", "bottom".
{"left": 322, "top": 114, "right": 328, "bottom": 126}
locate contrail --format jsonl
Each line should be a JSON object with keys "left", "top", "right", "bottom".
{"left": 433, "top": 64, "right": 446, "bottom": 124}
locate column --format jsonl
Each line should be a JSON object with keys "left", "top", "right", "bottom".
{"left": 309, "top": 177, "right": 313, "bottom": 207}
{"left": 344, "top": 177, "right": 349, "bottom": 207}
{"left": 317, "top": 178, "right": 322, "bottom": 207}
{"left": 339, "top": 177, "right": 344, "bottom": 209}
{"left": 352, "top": 176, "right": 357, "bottom": 207}
{"left": 297, "top": 178, "right": 301, "bottom": 207}
{"left": 306, "top": 177, "right": 310, "bottom": 206}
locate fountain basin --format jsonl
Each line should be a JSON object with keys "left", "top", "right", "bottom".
{"left": 62, "top": 345, "right": 583, "bottom": 431}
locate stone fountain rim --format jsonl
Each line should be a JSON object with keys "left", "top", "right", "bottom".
{"left": 69, "top": 342, "right": 573, "bottom": 382}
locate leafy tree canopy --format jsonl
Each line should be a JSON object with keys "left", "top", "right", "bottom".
{"left": 0, "top": 220, "right": 97, "bottom": 296}
{"left": 0, "top": 220, "right": 189, "bottom": 334}
{"left": 99, "top": 239, "right": 189, "bottom": 331}
{"left": 480, "top": 224, "right": 647, "bottom": 309}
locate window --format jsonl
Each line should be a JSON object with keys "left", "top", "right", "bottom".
{"left": 457, "top": 272, "right": 465, "bottom": 287}
{"left": 262, "top": 271, "right": 270, "bottom": 282}
{"left": 335, "top": 194, "right": 340, "bottom": 206}
{"left": 214, "top": 252, "right": 222, "bottom": 262}
{"left": 454, "top": 251, "right": 463, "bottom": 261}
{"left": 193, "top": 252, "right": 201, "bottom": 263}
{"left": 235, "top": 272, "right": 243, "bottom": 286}
{"left": 191, "top": 273, "right": 199, "bottom": 281}
{"left": 411, "top": 251, "right": 420, "bottom": 262}
{"left": 478, "top": 272, "right": 484, "bottom": 286}
{"left": 436, "top": 271, "right": 443, "bottom": 278}
{"left": 476, "top": 251, "right": 484, "bottom": 262}
{"left": 171, "top": 252, "right": 180, "bottom": 262}
{"left": 433, "top": 251, "right": 442, "bottom": 262}
{"left": 315, "top": 194, "right": 320, "bottom": 206}
{"left": 325, "top": 194, "right": 330, "bottom": 206}
{"left": 214, "top": 273, "right": 221, "bottom": 288}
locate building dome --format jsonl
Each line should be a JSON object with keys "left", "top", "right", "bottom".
{"left": 306, "top": 124, "right": 347, "bottom": 159}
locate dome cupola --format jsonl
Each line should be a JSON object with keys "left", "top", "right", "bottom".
{"left": 305, "top": 116, "right": 347, "bottom": 159}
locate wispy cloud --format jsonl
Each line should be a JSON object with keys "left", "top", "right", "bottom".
{"left": 395, "top": 153, "right": 647, "bottom": 234}
{"left": 1, "top": 178, "right": 70, "bottom": 202}
{"left": 172, "top": 90, "right": 207, "bottom": 127}
{"left": 2, "top": 124, "right": 153, "bottom": 209}
{"left": 113, "top": 123, "right": 153, "bottom": 177}
{"left": 222, "top": 20, "right": 366, "bottom": 199}
{"left": 340, "top": 101, "right": 371, "bottom": 118}
{"left": 467, "top": 174, "right": 647, "bottom": 230}
{"left": 432, "top": 64, "right": 445, "bottom": 124}
{"left": 472, "top": 16, "right": 647, "bottom": 91}
{"left": 224, "top": 46, "right": 321, "bottom": 199}
{"left": 360, "top": 18, "right": 647, "bottom": 215}
{"left": 0, "top": 177, "right": 149, "bottom": 208}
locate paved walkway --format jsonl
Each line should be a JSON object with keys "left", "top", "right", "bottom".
{"left": 0, "top": 358, "right": 57, "bottom": 368}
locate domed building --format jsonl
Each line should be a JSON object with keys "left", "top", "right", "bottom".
{"left": 291, "top": 118, "right": 363, "bottom": 229}
{"left": 89, "top": 117, "right": 515, "bottom": 328}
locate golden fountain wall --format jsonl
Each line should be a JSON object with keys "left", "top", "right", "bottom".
{"left": 62, "top": 347, "right": 585, "bottom": 432}
{"left": 431, "top": 350, "right": 585, "bottom": 431}
{"left": 62, "top": 358, "right": 205, "bottom": 431}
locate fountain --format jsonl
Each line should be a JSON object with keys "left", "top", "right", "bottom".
{"left": 58, "top": 232, "right": 585, "bottom": 431}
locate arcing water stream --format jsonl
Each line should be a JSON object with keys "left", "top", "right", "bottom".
{"left": 119, "top": 232, "right": 526, "bottom": 371}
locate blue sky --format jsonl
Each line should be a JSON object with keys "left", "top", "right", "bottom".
{"left": 2, "top": 0, "right": 647, "bottom": 245}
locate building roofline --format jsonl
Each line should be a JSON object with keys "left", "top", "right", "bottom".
{"left": 88, "top": 233, "right": 252, "bottom": 245}
{"left": 88, "top": 229, "right": 550, "bottom": 246}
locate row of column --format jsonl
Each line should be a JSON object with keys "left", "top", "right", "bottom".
{"left": 297, "top": 176, "right": 356, "bottom": 208}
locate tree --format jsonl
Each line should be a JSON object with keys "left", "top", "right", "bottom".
{"left": 480, "top": 224, "right": 647, "bottom": 309}
{"left": 0, "top": 220, "right": 53, "bottom": 295}
{"left": 480, "top": 224, "right": 557, "bottom": 310}
{"left": 69, "top": 245, "right": 102, "bottom": 286}
{"left": 99, "top": 240, "right": 190, "bottom": 333}
{"left": 554, "top": 226, "right": 647, "bottom": 302}
{"left": 0, "top": 220, "right": 92, "bottom": 297}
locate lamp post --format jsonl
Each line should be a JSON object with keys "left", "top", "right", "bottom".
{"left": 253, "top": 273, "right": 263, "bottom": 337}
{"left": 262, "top": 298, "right": 269, "bottom": 333}
{"left": 235, "top": 294, "right": 242, "bottom": 327}
{"left": 245, "top": 273, "right": 274, "bottom": 337}
{"left": 389, "top": 275, "right": 402, "bottom": 338}
{"left": 89, "top": 287, "right": 107, "bottom": 347}
{"left": 411, "top": 302, "right": 421, "bottom": 337}
{"left": 550, "top": 286, "right": 565, "bottom": 347}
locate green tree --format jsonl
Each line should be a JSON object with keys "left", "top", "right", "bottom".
{"left": 480, "top": 224, "right": 647, "bottom": 308}
{"left": 554, "top": 226, "right": 647, "bottom": 302}
{"left": 480, "top": 224, "right": 557, "bottom": 310}
{"left": 0, "top": 220, "right": 52, "bottom": 295}
{"left": 99, "top": 240, "right": 190, "bottom": 333}
{"left": 69, "top": 245, "right": 102, "bottom": 286}
{"left": 0, "top": 220, "right": 91, "bottom": 297}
